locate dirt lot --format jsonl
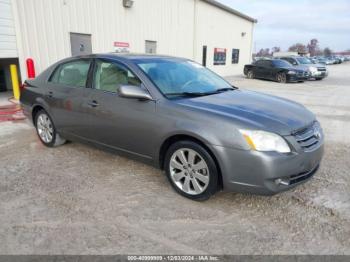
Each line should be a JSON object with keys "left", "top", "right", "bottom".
{"left": 0, "top": 63, "right": 349, "bottom": 255}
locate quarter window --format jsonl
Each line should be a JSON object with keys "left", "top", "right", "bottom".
{"left": 93, "top": 60, "right": 141, "bottom": 93}
{"left": 50, "top": 60, "right": 91, "bottom": 87}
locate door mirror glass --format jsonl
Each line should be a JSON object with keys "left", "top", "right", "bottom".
{"left": 118, "top": 85, "right": 153, "bottom": 100}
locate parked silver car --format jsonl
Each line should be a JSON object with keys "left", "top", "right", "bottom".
{"left": 280, "top": 56, "right": 328, "bottom": 80}
{"left": 20, "top": 54, "right": 324, "bottom": 200}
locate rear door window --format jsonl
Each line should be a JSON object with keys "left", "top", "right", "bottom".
{"left": 259, "top": 60, "right": 271, "bottom": 67}
{"left": 50, "top": 59, "right": 91, "bottom": 88}
{"left": 254, "top": 60, "right": 265, "bottom": 66}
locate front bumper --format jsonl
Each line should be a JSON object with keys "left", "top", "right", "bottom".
{"left": 310, "top": 71, "right": 328, "bottom": 79}
{"left": 287, "top": 75, "right": 309, "bottom": 82}
{"left": 287, "top": 72, "right": 310, "bottom": 82}
{"left": 211, "top": 139, "right": 324, "bottom": 195}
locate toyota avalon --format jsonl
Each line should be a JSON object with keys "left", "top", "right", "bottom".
{"left": 20, "top": 54, "right": 324, "bottom": 200}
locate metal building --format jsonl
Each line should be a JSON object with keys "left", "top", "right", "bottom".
{"left": 0, "top": 0, "right": 256, "bottom": 90}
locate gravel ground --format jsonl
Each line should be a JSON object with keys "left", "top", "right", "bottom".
{"left": 0, "top": 63, "right": 349, "bottom": 255}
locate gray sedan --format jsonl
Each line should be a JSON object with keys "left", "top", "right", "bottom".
{"left": 20, "top": 54, "right": 324, "bottom": 200}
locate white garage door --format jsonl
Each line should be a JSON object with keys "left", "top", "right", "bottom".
{"left": 0, "top": 0, "right": 18, "bottom": 58}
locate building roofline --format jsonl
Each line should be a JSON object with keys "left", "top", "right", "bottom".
{"left": 201, "top": 0, "right": 257, "bottom": 23}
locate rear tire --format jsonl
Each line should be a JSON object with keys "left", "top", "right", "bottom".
{"left": 164, "top": 140, "right": 218, "bottom": 201}
{"left": 35, "top": 109, "right": 66, "bottom": 147}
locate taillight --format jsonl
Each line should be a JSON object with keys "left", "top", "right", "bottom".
{"left": 21, "top": 82, "right": 28, "bottom": 90}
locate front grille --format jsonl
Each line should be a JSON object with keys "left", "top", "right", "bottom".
{"left": 293, "top": 121, "right": 322, "bottom": 151}
{"left": 297, "top": 71, "right": 309, "bottom": 77}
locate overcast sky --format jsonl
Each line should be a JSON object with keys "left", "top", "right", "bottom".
{"left": 217, "top": 0, "right": 350, "bottom": 52}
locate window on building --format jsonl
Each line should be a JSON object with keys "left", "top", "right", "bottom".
{"left": 50, "top": 59, "right": 91, "bottom": 88}
{"left": 93, "top": 60, "right": 141, "bottom": 93}
{"left": 145, "top": 40, "right": 157, "bottom": 54}
{"left": 232, "top": 49, "right": 240, "bottom": 64}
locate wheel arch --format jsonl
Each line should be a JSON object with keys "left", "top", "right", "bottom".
{"left": 31, "top": 104, "right": 46, "bottom": 125}
{"left": 31, "top": 98, "right": 53, "bottom": 125}
{"left": 158, "top": 134, "right": 223, "bottom": 190}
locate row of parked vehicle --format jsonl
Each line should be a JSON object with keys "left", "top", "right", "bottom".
{"left": 244, "top": 56, "right": 329, "bottom": 83}
{"left": 310, "top": 55, "right": 350, "bottom": 65}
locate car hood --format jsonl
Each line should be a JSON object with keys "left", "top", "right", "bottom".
{"left": 294, "top": 64, "right": 311, "bottom": 70}
{"left": 295, "top": 63, "right": 325, "bottom": 70}
{"left": 175, "top": 90, "right": 315, "bottom": 135}
{"left": 313, "top": 63, "right": 326, "bottom": 68}
{"left": 278, "top": 66, "right": 305, "bottom": 73}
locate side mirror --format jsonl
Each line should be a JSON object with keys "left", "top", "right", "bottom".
{"left": 118, "top": 85, "right": 153, "bottom": 101}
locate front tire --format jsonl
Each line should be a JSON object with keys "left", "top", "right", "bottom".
{"left": 164, "top": 141, "right": 219, "bottom": 201}
{"left": 247, "top": 70, "right": 254, "bottom": 79}
{"left": 276, "top": 72, "right": 287, "bottom": 83}
{"left": 35, "top": 110, "right": 66, "bottom": 147}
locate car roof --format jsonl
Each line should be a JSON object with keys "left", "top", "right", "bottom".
{"left": 67, "top": 53, "right": 188, "bottom": 62}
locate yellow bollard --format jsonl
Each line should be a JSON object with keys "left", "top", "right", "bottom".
{"left": 10, "top": 64, "right": 21, "bottom": 100}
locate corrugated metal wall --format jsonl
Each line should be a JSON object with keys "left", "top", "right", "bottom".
{"left": 195, "top": 0, "right": 254, "bottom": 76}
{"left": 0, "top": 0, "right": 17, "bottom": 58}
{"left": 11, "top": 0, "right": 254, "bottom": 79}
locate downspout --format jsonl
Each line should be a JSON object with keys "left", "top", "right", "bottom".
{"left": 193, "top": 0, "right": 198, "bottom": 60}
{"left": 249, "top": 21, "right": 255, "bottom": 63}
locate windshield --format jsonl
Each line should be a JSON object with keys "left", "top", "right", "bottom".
{"left": 296, "top": 57, "right": 312, "bottom": 64}
{"left": 136, "top": 59, "right": 234, "bottom": 97}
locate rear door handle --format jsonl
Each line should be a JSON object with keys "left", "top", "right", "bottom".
{"left": 88, "top": 100, "right": 99, "bottom": 108}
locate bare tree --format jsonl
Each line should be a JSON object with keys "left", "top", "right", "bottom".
{"left": 256, "top": 48, "right": 271, "bottom": 57}
{"left": 288, "top": 43, "right": 307, "bottom": 54}
{"left": 307, "top": 39, "right": 320, "bottom": 57}
{"left": 271, "top": 46, "right": 281, "bottom": 54}
{"left": 323, "top": 47, "right": 332, "bottom": 57}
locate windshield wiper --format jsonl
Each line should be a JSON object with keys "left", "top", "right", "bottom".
{"left": 164, "top": 87, "right": 238, "bottom": 98}
{"left": 215, "top": 87, "right": 237, "bottom": 92}
{"left": 164, "top": 92, "right": 209, "bottom": 97}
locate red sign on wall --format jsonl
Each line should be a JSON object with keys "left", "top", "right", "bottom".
{"left": 114, "top": 42, "right": 130, "bottom": 53}
{"left": 214, "top": 48, "right": 227, "bottom": 65}
{"left": 114, "top": 42, "right": 130, "bottom": 48}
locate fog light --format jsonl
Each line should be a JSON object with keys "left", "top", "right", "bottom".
{"left": 275, "top": 178, "right": 289, "bottom": 186}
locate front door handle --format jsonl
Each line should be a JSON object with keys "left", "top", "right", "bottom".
{"left": 46, "top": 91, "right": 53, "bottom": 98}
{"left": 88, "top": 100, "right": 99, "bottom": 108}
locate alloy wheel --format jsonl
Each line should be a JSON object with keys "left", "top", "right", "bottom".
{"left": 247, "top": 71, "right": 254, "bottom": 79}
{"left": 277, "top": 73, "right": 287, "bottom": 83}
{"left": 36, "top": 113, "right": 53, "bottom": 143}
{"left": 169, "top": 148, "right": 210, "bottom": 195}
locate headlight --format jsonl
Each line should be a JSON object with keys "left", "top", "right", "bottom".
{"left": 309, "top": 66, "right": 317, "bottom": 72}
{"left": 239, "top": 129, "right": 291, "bottom": 153}
{"left": 287, "top": 70, "right": 296, "bottom": 75}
